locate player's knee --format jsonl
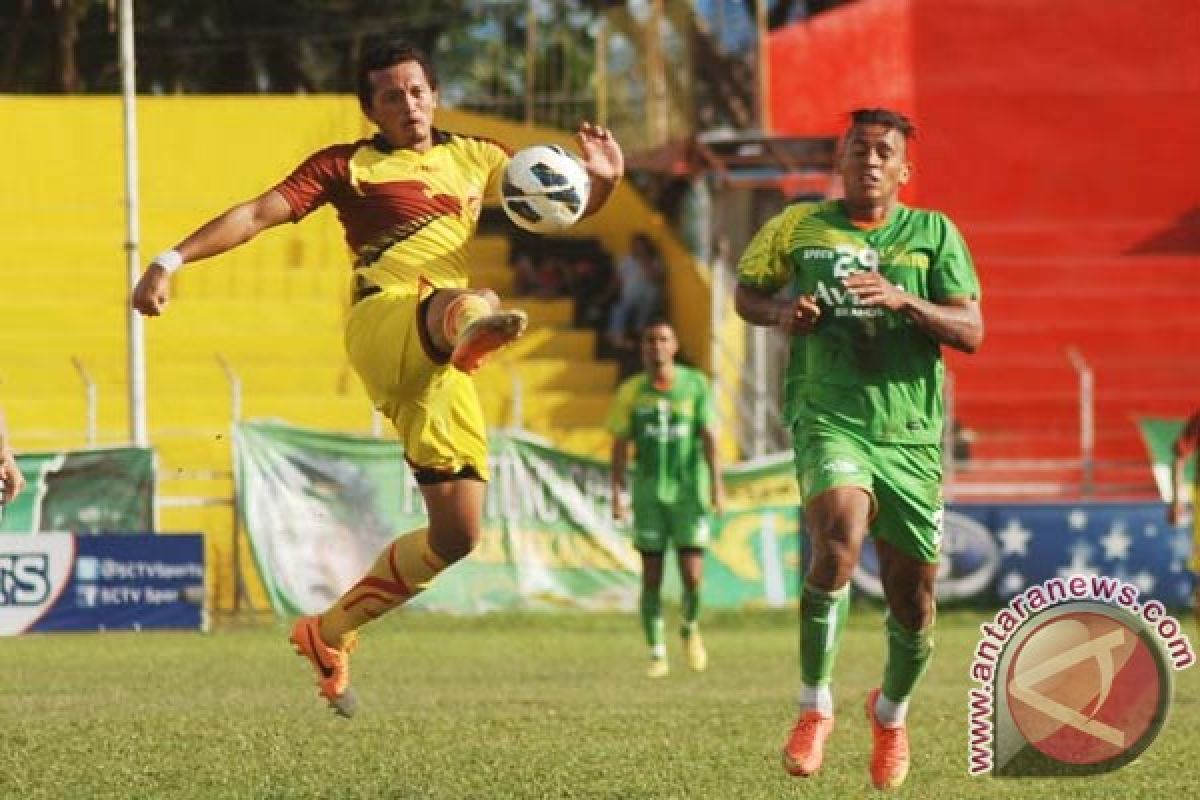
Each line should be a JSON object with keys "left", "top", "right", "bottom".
{"left": 891, "top": 590, "right": 935, "bottom": 631}
{"left": 429, "top": 519, "right": 482, "bottom": 564}
{"left": 474, "top": 288, "right": 500, "bottom": 309}
{"left": 807, "top": 546, "right": 856, "bottom": 591}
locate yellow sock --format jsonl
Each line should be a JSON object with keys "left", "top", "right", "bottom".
{"left": 318, "top": 528, "right": 447, "bottom": 647}
{"left": 442, "top": 293, "right": 493, "bottom": 344}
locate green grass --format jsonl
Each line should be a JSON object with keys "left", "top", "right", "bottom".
{"left": 1, "top": 608, "right": 1197, "bottom": 799}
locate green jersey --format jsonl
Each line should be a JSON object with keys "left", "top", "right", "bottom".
{"left": 606, "top": 365, "right": 715, "bottom": 506}
{"left": 737, "top": 201, "right": 980, "bottom": 444}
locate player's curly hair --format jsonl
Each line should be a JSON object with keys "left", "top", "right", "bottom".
{"left": 847, "top": 108, "right": 916, "bottom": 140}
{"left": 356, "top": 40, "right": 439, "bottom": 110}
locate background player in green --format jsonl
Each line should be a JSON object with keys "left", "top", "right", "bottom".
{"left": 608, "top": 319, "right": 725, "bottom": 678}
{"left": 735, "top": 108, "right": 983, "bottom": 789}
{"left": 1166, "top": 408, "right": 1200, "bottom": 630}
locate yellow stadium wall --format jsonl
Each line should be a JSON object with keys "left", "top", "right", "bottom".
{"left": 0, "top": 95, "right": 722, "bottom": 612}
{"left": 0, "top": 95, "right": 712, "bottom": 363}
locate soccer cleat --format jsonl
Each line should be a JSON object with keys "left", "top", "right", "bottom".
{"left": 865, "top": 688, "right": 910, "bottom": 790}
{"left": 684, "top": 632, "right": 708, "bottom": 672}
{"left": 646, "top": 656, "right": 669, "bottom": 678}
{"left": 781, "top": 710, "right": 835, "bottom": 777}
{"left": 289, "top": 615, "right": 359, "bottom": 718}
{"left": 450, "top": 309, "right": 528, "bottom": 374}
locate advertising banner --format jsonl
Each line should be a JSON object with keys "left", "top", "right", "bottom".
{"left": 0, "top": 533, "right": 205, "bottom": 635}
{"left": 234, "top": 422, "right": 799, "bottom": 615}
{"left": 234, "top": 422, "right": 1193, "bottom": 615}
{"left": 1, "top": 447, "right": 155, "bottom": 534}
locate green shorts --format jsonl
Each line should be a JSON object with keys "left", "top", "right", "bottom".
{"left": 793, "top": 426, "right": 943, "bottom": 564}
{"left": 631, "top": 496, "right": 712, "bottom": 553}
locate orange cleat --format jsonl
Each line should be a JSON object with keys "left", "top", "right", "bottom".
{"left": 450, "top": 309, "right": 528, "bottom": 374}
{"left": 865, "top": 688, "right": 910, "bottom": 790}
{"left": 781, "top": 710, "right": 835, "bottom": 777}
{"left": 289, "top": 615, "right": 359, "bottom": 718}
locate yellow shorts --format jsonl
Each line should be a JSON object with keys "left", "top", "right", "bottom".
{"left": 344, "top": 286, "right": 489, "bottom": 481}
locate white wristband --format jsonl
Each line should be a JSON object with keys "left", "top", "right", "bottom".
{"left": 152, "top": 249, "right": 185, "bottom": 274}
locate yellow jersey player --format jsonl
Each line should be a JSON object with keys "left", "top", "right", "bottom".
{"left": 132, "top": 40, "right": 624, "bottom": 717}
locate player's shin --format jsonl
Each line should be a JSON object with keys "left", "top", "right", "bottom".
{"left": 640, "top": 589, "right": 665, "bottom": 653}
{"left": 318, "top": 528, "right": 448, "bottom": 647}
{"left": 878, "top": 612, "right": 934, "bottom": 725}
{"left": 799, "top": 582, "right": 850, "bottom": 712}
{"left": 681, "top": 586, "right": 701, "bottom": 635}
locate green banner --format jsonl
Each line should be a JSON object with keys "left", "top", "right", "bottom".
{"left": 1138, "top": 417, "right": 1195, "bottom": 501}
{"left": 1, "top": 448, "right": 155, "bottom": 533}
{"left": 233, "top": 421, "right": 803, "bottom": 615}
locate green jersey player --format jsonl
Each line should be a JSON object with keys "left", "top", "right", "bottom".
{"left": 735, "top": 108, "right": 983, "bottom": 789}
{"left": 608, "top": 320, "right": 725, "bottom": 677}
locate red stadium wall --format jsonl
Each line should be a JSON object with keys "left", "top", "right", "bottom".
{"left": 768, "top": 0, "right": 915, "bottom": 137}
{"left": 768, "top": 0, "right": 1200, "bottom": 495}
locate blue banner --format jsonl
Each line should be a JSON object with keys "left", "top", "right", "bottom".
{"left": 0, "top": 534, "right": 205, "bottom": 634}
{"left": 850, "top": 502, "right": 1192, "bottom": 607}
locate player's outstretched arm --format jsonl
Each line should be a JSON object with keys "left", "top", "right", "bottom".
{"left": 611, "top": 436, "right": 629, "bottom": 522}
{"left": 0, "top": 406, "right": 25, "bottom": 504}
{"left": 576, "top": 121, "right": 624, "bottom": 217}
{"left": 842, "top": 271, "right": 984, "bottom": 353}
{"left": 734, "top": 283, "right": 821, "bottom": 335}
{"left": 700, "top": 427, "right": 725, "bottom": 515}
{"left": 131, "top": 189, "right": 293, "bottom": 317}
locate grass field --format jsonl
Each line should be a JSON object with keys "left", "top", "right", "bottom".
{"left": 2, "top": 607, "right": 1198, "bottom": 799}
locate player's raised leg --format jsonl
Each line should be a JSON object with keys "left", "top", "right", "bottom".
{"left": 783, "top": 486, "right": 868, "bottom": 777}
{"left": 866, "top": 537, "right": 937, "bottom": 790}
{"left": 425, "top": 287, "right": 527, "bottom": 374}
{"left": 294, "top": 478, "right": 485, "bottom": 716}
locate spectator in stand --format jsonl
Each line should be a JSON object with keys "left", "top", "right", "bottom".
{"left": 512, "top": 250, "right": 569, "bottom": 299}
{"left": 567, "top": 251, "right": 617, "bottom": 330}
{"left": 1167, "top": 409, "right": 1200, "bottom": 629}
{"left": 606, "top": 233, "right": 665, "bottom": 350}
{"left": 535, "top": 254, "right": 569, "bottom": 298}
{"left": 511, "top": 250, "right": 541, "bottom": 296}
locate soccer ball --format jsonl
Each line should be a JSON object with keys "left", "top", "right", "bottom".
{"left": 501, "top": 145, "right": 591, "bottom": 234}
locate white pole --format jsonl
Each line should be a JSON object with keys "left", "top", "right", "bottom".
{"left": 216, "top": 356, "right": 242, "bottom": 424}
{"left": 71, "top": 357, "right": 98, "bottom": 447}
{"left": 752, "top": 325, "right": 767, "bottom": 457}
{"left": 120, "top": 0, "right": 148, "bottom": 446}
{"left": 1067, "top": 347, "right": 1095, "bottom": 495}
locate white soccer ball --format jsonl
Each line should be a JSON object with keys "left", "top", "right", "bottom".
{"left": 501, "top": 145, "right": 591, "bottom": 234}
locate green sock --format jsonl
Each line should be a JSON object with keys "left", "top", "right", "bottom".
{"left": 799, "top": 582, "right": 850, "bottom": 687}
{"left": 640, "top": 589, "right": 664, "bottom": 649}
{"left": 681, "top": 586, "right": 700, "bottom": 636}
{"left": 881, "top": 612, "right": 934, "bottom": 702}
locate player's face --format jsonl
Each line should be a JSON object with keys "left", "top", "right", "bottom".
{"left": 364, "top": 61, "right": 438, "bottom": 152}
{"left": 641, "top": 325, "right": 677, "bottom": 370}
{"left": 839, "top": 124, "right": 911, "bottom": 204}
